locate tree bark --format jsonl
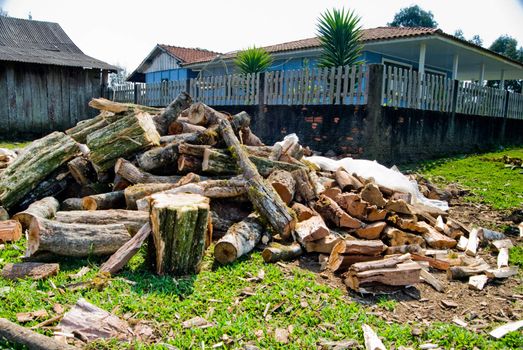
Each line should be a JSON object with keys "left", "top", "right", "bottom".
{"left": 268, "top": 170, "right": 296, "bottom": 204}
{"left": 82, "top": 191, "right": 126, "bottom": 210}
{"left": 15, "top": 170, "right": 70, "bottom": 212}
{"left": 152, "top": 92, "right": 192, "bottom": 135}
{"left": 61, "top": 198, "right": 83, "bottom": 211}
{"left": 214, "top": 214, "right": 263, "bottom": 264}
{"left": 1, "top": 262, "right": 59, "bottom": 280}
{"left": 65, "top": 111, "right": 117, "bottom": 143}
{"left": 149, "top": 193, "right": 210, "bottom": 275}
{"left": 100, "top": 223, "right": 151, "bottom": 274}
{"left": 219, "top": 118, "right": 296, "bottom": 239}
{"left": 55, "top": 210, "right": 148, "bottom": 236}
{"left": 137, "top": 142, "right": 179, "bottom": 173}
{"left": 67, "top": 156, "right": 96, "bottom": 185}
{"left": 0, "top": 318, "right": 77, "bottom": 350}
{"left": 262, "top": 242, "right": 303, "bottom": 263}
{"left": 115, "top": 158, "right": 182, "bottom": 184}
{"left": 87, "top": 112, "right": 160, "bottom": 173}
{"left": 210, "top": 211, "right": 235, "bottom": 238}
{"left": 0, "top": 132, "right": 80, "bottom": 210}
{"left": 12, "top": 197, "right": 60, "bottom": 230}
{"left": 292, "top": 168, "right": 317, "bottom": 202}
{"left": 27, "top": 218, "right": 131, "bottom": 258}
{"left": 0, "top": 220, "right": 22, "bottom": 242}
{"left": 178, "top": 155, "right": 203, "bottom": 173}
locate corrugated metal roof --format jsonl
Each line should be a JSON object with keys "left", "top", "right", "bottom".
{"left": 0, "top": 16, "right": 116, "bottom": 70}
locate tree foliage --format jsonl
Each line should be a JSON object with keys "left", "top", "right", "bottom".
{"left": 453, "top": 29, "right": 465, "bottom": 40}
{"left": 234, "top": 47, "right": 273, "bottom": 74}
{"left": 0, "top": 7, "right": 8, "bottom": 17}
{"left": 388, "top": 5, "right": 437, "bottom": 28}
{"left": 316, "top": 8, "right": 363, "bottom": 68}
{"left": 487, "top": 35, "right": 523, "bottom": 92}
{"left": 468, "top": 35, "right": 483, "bottom": 47}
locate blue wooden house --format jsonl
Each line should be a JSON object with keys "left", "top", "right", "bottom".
{"left": 129, "top": 27, "right": 523, "bottom": 87}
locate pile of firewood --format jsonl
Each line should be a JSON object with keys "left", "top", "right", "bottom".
{"left": 0, "top": 93, "right": 518, "bottom": 295}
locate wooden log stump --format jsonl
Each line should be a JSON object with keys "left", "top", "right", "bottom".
{"left": 186, "top": 102, "right": 228, "bottom": 126}
{"left": 115, "top": 158, "right": 182, "bottom": 184}
{"left": 214, "top": 214, "right": 263, "bottom": 264}
{"left": 0, "top": 132, "right": 80, "bottom": 210}
{"left": 262, "top": 242, "right": 303, "bottom": 263}
{"left": 55, "top": 210, "right": 149, "bottom": 236}
{"left": 27, "top": 218, "right": 131, "bottom": 258}
{"left": 82, "top": 191, "right": 126, "bottom": 210}
{"left": 87, "top": 112, "right": 160, "bottom": 173}
{"left": 124, "top": 183, "right": 178, "bottom": 210}
{"left": 13, "top": 197, "right": 60, "bottom": 230}
{"left": 149, "top": 193, "right": 210, "bottom": 275}
{"left": 0, "top": 220, "right": 22, "bottom": 242}
{"left": 267, "top": 170, "right": 296, "bottom": 204}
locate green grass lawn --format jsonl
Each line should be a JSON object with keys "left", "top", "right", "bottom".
{"left": 413, "top": 148, "right": 523, "bottom": 210}
{"left": 0, "top": 141, "right": 31, "bottom": 150}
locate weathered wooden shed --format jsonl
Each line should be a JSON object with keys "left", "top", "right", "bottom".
{"left": 0, "top": 16, "right": 116, "bottom": 138}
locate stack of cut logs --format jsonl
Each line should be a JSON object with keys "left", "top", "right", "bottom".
{"left": 0, "top": 93, "right": 517, "bottom": 294}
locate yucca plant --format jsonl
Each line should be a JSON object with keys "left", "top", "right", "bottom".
{"left": 317, "top": 8, "right": 363, "bottom": 67}
{"left": 234, "top": 46, "right": 273, "bottom": 74}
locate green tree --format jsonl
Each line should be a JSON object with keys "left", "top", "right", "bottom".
{"left": 316, "top": 8, "right": 363, "bottom": 67}
{"left": 388, "top": 5, "right": 437, "bottom": 28}
{"left": 453, "top": 29, "right": 465, "bottom": 40}
{"left": 234, "top": 47, "right": 273, "bottom": 74}
{"left": 487, "top": 35, "right": 523, "bottom": 92}
{"left": 469, "top": 35, "right": 483, "bottom": 47}
{"left": 0, "top": 7, "right": 8, "bottom": 16}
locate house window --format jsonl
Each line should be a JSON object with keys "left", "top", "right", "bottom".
{"left": 382, "top": 58, "right": 412, "bottom": 72}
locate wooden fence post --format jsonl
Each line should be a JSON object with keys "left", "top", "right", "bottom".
{"left": 451, "top": 79, "right": 459, "bottom": 118}
{"left": 133, "top": 83, "right": 139, "bottom": 104}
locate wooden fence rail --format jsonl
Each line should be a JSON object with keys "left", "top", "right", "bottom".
{"left": 456, "top": 82, "right": 507, "bottom": 118}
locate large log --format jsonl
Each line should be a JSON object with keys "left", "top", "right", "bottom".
{"left": 214, "top": 214, "right": 263, "bottom": 264}
{"left": 15, "top": 170, "right": 70, "bottom": 212}
{"left": 0, "top": 132, "right": 80, "bottom": 210}
{"left": 0, "top": 220, "right": 22, "bottom": 242}
{"left": 88, "top": 97, "right": 161, "bottom": 114}
{"left": 82, "top": 191, "right": 126, "bottom": 210}
{"left": 262, "top": 242, "right": 303, "bottom": 263}
{"left": 55, "top": 210, "right": 149, "bottom": 236}
{"left": 115, "top": 158, "right": 182, "bottom": 184}
{"left": 0, "top": 318, "right": 77, "bottom": 350}
{"left": 149, "top": 193, "right": 210, "bottom": 275}
{"left": 219, "top": 118, "right": 296, "bottom": 238}
{"left": 27, "top": 218, "right": 131, "bottom": 258}
{"left": 314, "top": 195, "right": 362, "bottom": 229}
{"left": 268, "top": 170, "right": 296, "bottom": 204}
{"left": 13, "top": 197, "right": 60, "bottom": 230}
{"left": 100, "top": 223, "right": 151, "bottom": 274}
{"left": 87, "top": 112, "right": 160, "bottom": 173}
{"left": 67, "top": 156, "right": 96, "bottom": 185}
{"left": 186, "top": 102, "right": 228, "bottom": 126}
{"left": 152, "top": 92, "right": 192, "bottom": 135}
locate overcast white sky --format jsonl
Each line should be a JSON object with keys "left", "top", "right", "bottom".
{"left": 2, "top": 0, "right": 523, "bottom": 72}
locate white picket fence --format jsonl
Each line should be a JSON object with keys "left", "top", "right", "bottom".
{"left": 506, "top": 90, "right": 523, "bottom": 120}
{"left": 455, "top": 82, "right": 507, "bottom": 118}
{"left": 264, "top": 65, "right": 368, "bottom": 105}
{"left": 382, "top": 66, "right": 455, "bottom": 112}
{"left": 189, "top": 73, "right": 259, "bottom": 105}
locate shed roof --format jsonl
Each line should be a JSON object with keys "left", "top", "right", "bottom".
{"left": 0, "top": 16, "right": 116, "bottom": 70}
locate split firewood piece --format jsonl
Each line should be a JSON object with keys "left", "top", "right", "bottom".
{"left": 304, "top": 234, "right": 342, "bottom": 254}
{"left": 136, "top": 142, "right": 179, "bottom": 173}
{"left": 87, "top": 112, "right": 161, "bottom": 173}
{"left": 291, "top": 202, "right": 315, "bottom": 222}
{"left": 169, "top": 118, "right": 207, "bottom": 135}
{"left": 411, "top": 253, "right": 450, "bottom": 271}
{"left": 418, "top": 222, "right": 457, "bottom": 249}
{"left": 88, "top": 97, "right": 161, "bottom": 114}
{"left": 486, "top": 266, "right": 518, "bottom": 279}
{"left": 214, "top": 214, "right": 263, "bottom": 264}
{"left": 468, "top": 274, "right": 488, "bottom": 291}
{"left": 0, "top": 220, "right": 22, "bottom": 242}
{"left": 308, "top": 171, "right": 325, "bottom": 197}
{"left": 115, "top": 158, "right": 182, "bottom": 184}
{"left": 149, "top": 193, "right": 210, "bottom": 275}
{"left": 366, "top": 206, "right": 388, "bottom": 222}
{"left": 61, "top": 198, "right": 83, "bottom": 211}
{"left": 336, "top": 193, "right": 367, "bottom": 219}
{"left": 345, "top": 259, "right": 420, "bottom": 291}
{"left": 447, "top": 263, "right": 490, "bottom": 280}
{"left": 434, "top": 215, "right": 446, "bottom": 232}
{"left": 267, "top": 170, "right": 296, "bottom": 204}
{"left": 262, "top": 242, "right": 303, "bottom": 263}
{"left": 491, "top": 239, "right": 514, "bottom": 252}
{"left": 1, "top": 262, "right": 59, "bottom": 280}
{"left": 331, "top": 239, "right": 386, "bottom": 256}
{"left": 219, "top": 118, "right": 296, "bottom": 239}
{"left": 269, "top": 134, "right": 302, "bottom": 161}
{"left": 322, "top": 187, "right": 342, "bottom": 200}
{"left": 0, "top": 132, "right": 80, "bottom": 210}
{"left": 456, "top": 236, "right": 468, "bottom": 251}
{"left": 385, "top": 199, "right": 412, "bottom": 214}
{"left": 489, "top": 320, "right": 523, "bottom": 339}
{"left": 360, "top": 183, "right": 386, "bottom": 208}
{"left": 385, "top": 244, "right": 423, "bottom": 255}
{"left": 82, "top": 190, "right": 126, "bottom": 210}
{"left": 100, "top": 223, "right": 151, "bottom": 274}
{"left": 420, "top": 268, "right": 445, "bottom": 292}
{"left": 465, "top": 228, "right": 479, "bottom": 256}
{"left": 383, "top": 226, "right": 425, "bottom": 247}
{"left": 314, "top": 195, "right": 363, "bottom": 229}
{"left": 55, "top": 210, "right": 148, "bottom": 236}
{"left": 327, "top": 241, "right": 383, "bottom": 273}
{"left": 519, "top": 222, "right": 523, "bottom": 237}
{"left": 294, "top": 215, "right": 329, "bottom": 243}
{"left": 13, "top": 197, "right": 60, "bottom": 230}
{"left": 334, "top": 168, "right": 363, "bottom": 192}
{"left": 497, "top": 248, "right": 509, "bottom": 268}
{"left": 349, "top": 253, "right": 412, "bottom": 273}
{"left": 292, "top": 168, "right": 317, "bottom": 202}
{"left": 178, "top": 155, "right": 203, "bottom": 174}
{"left": 66, "top": 110, "right": 117, "bottom": 143}
{"left": 354, "top": 222, "right": 387, "bottom": 240}
{"left": 0, "top": 317, "right": 77, "bottom": 350}
{"left": 362, "top": 324, "right": 387, "bottom": 350}
{"left": 387, "top": 215, "right": 425, "bottom": 233}
{"left": 67, "top": 156, "right": 96, "bottom": 185}
{"left": 391, "top": 191, "right": 411, "bottom": 203}
{"left": 153, "top": 92, "right": 192, "bottom": 135}
{"left": 27, "top": 218, "right": 130, "bottom": 258}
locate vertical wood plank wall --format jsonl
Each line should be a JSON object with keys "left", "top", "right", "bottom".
{"left": 0, "top": 62, "right": 101, "bottom": 137}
